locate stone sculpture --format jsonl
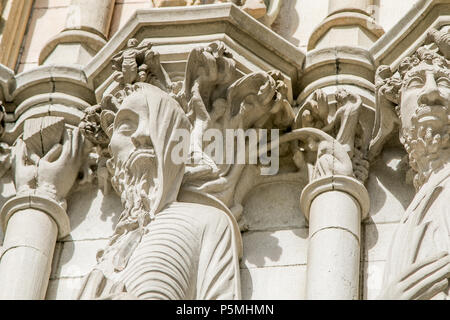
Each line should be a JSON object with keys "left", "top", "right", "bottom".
{"left": 371, "top": 28, "right": 450, "bottom": 299}
{"left": 77, "top": 41, "right": 253, "bottom": 300}
{"left": 293, "top": 88, "right": 369, "bottom": 182}
{"left": 77, "top": 82, "right": 242, "bottom": 300}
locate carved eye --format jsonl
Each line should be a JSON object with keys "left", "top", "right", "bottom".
{"left": 116, "top": 120, "right": 137, "bottom": 135}
{"left": 406, "top": 77, "right": 424, "bottom": 89}
{"left": 436, "top": 77, "right": 450, "bottom": 88}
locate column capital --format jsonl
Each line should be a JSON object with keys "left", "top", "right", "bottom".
{"left": 300, "top": 175, "right": 370, "bottom": 221}
{"left": 0, "top": 194, "right": 71, "bottom": 239}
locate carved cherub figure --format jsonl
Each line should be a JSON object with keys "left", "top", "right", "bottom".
{"left": 322, "top": 89, "right": 363, "bottom": 157}
{"left": 112, "top": 39, "right": 152, "bottom": 85}
{"left": 293, "top": 89, "right": 367, "bottom": 182}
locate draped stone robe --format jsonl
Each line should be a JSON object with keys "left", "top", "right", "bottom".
{"left": 82, "top": 201, "right": 242, "bottom": 300}
{"left": 383, "top": 165, "right": 450, "bottom": 300}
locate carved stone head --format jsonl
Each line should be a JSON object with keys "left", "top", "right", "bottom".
{"left": 101, "top": 83, "right": 191, "bottom": 228}
{"left": 371, "top": 29, "right": 450, "bottom": 189}
{"left": 397, "top": 47, "right": 449, "bottom": 138}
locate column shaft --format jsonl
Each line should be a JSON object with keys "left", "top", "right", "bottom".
{"left": 66, "top": 0, "right": 116, "bottom": 38}
{"left": 0, "top": 209, "right": 58, "bottom": 299}
{"left": 39, "top": 0, "right": 116, "bottom": 65}
{"left": 305, "top": 190, "right": 361, "bottom": 299}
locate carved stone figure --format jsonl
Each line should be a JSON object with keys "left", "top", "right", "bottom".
{"left": 293, "top": 88, "right": 369, "bottom": 182}
{"left": 77, "top": 83, "right": 242, "bottom": 300}
{"left": 371, "top": 33, "right": 450, "bottom": 299}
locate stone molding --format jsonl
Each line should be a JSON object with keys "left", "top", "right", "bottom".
{"left": 39, "top": 30, "right": 108, "bottom": 66}
{"left": 299, "top": 175, "right": 370, "bottom": 221}
{"left": 370, "top": 0, "right": 450, "bottom": 69}
{"left": 0, "top": 194, "right": 70, "bottom": 239}
{"left": 308, "top": 11, "right": 384, "bottom": 51}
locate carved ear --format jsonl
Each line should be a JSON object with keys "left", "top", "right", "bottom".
{"left": 100, "top": 110, "right": 116, "bottom": 138}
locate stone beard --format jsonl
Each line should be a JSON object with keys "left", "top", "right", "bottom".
{"left": 397, "top": 48, "right": 450, "bottom": 190}
{"left": 78, "top": 83, "right": 242, "bottom": 300}
{"left": 107, "top": 151, "right": 158, "bottom": 243}
{"left": 401, "top": 103, "right": 450, "bottom": 190}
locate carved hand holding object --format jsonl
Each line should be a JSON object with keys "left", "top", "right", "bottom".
{"left": 13, "top": 127, "right": 85, "bottom": 205}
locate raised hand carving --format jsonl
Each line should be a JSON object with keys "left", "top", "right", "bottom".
{"left": 177, "top": 42, "right": 295, "bottom": 218}
{"left": 12, "top": 125, "right": 85, "bottom": 206}
{"left": 373, "top": 28, "right": 450, "bottom": 300}
{"left": 425, "top": 27, "right": 450, "bottom": 59}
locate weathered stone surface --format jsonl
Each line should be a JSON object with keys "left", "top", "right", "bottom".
{"left": 240, "top": 265, "right": 307, "bottom": 300}
{"left": 241, "top": 229, "right": 308, "bottom": 269}
{"left": 0, "top": 0, "right": 448, "bottom": 301}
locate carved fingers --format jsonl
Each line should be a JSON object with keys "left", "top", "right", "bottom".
{"left": 11, "top": 127, "right": 86, "bottom": 202}
{"left": 12, "top": 139, "right": 38, "bottom": 194}
{"left": 402, "top": 252, "right": 450, "bottom": 300}
{"left": 36, "top": 127, "right": 85, "bottom": 201}
{"left": 379, "top": 252, "right": 450, "bottom": 300}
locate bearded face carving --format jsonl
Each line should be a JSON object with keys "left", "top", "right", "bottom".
{"left": 372, "top": 28, "right": 450, "bottom": 300}
{"left": 100, "top": 83, "right": 191, "bottom": 262}
{"left": 397, "top": 49, "right": 450, "bottom": 189}
{"left": 78, "top": 82, "right": 242, "bottom": 300}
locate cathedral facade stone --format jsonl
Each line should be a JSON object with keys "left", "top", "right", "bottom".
{"left": 0, "top": 0, "right": 448, "bottom": 300}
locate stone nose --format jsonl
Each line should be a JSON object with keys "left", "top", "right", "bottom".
{"left": 418, "top": 75, "right": 445, "bottom": 106}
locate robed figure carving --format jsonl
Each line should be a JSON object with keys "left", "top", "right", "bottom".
{"left": 371, "top": 28, "right": 450, "bottom": 300}
{"left": 77, "top": 83, "right": 242, "bottom": 300}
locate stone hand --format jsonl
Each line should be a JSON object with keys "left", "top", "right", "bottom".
{"left": 12, "top": 138, "right": 39, "bottom": 195}
{"left": 378, "top": 252, "right": 450, "bottom": 300}
{"left": 36, "top": 127, "right": 85, "bottom": 201}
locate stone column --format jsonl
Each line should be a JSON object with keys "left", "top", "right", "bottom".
{"left": 0, "top": 196, "right": 70, "bottom": 300}
{"left": 308, "top": 0, "right": 383, "bottom": 50}
{"left": 39, "top": 0, "right": 115, "bottom": 65}
{"left": 300, "top": 175, "right": 369, "bottom": 300}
